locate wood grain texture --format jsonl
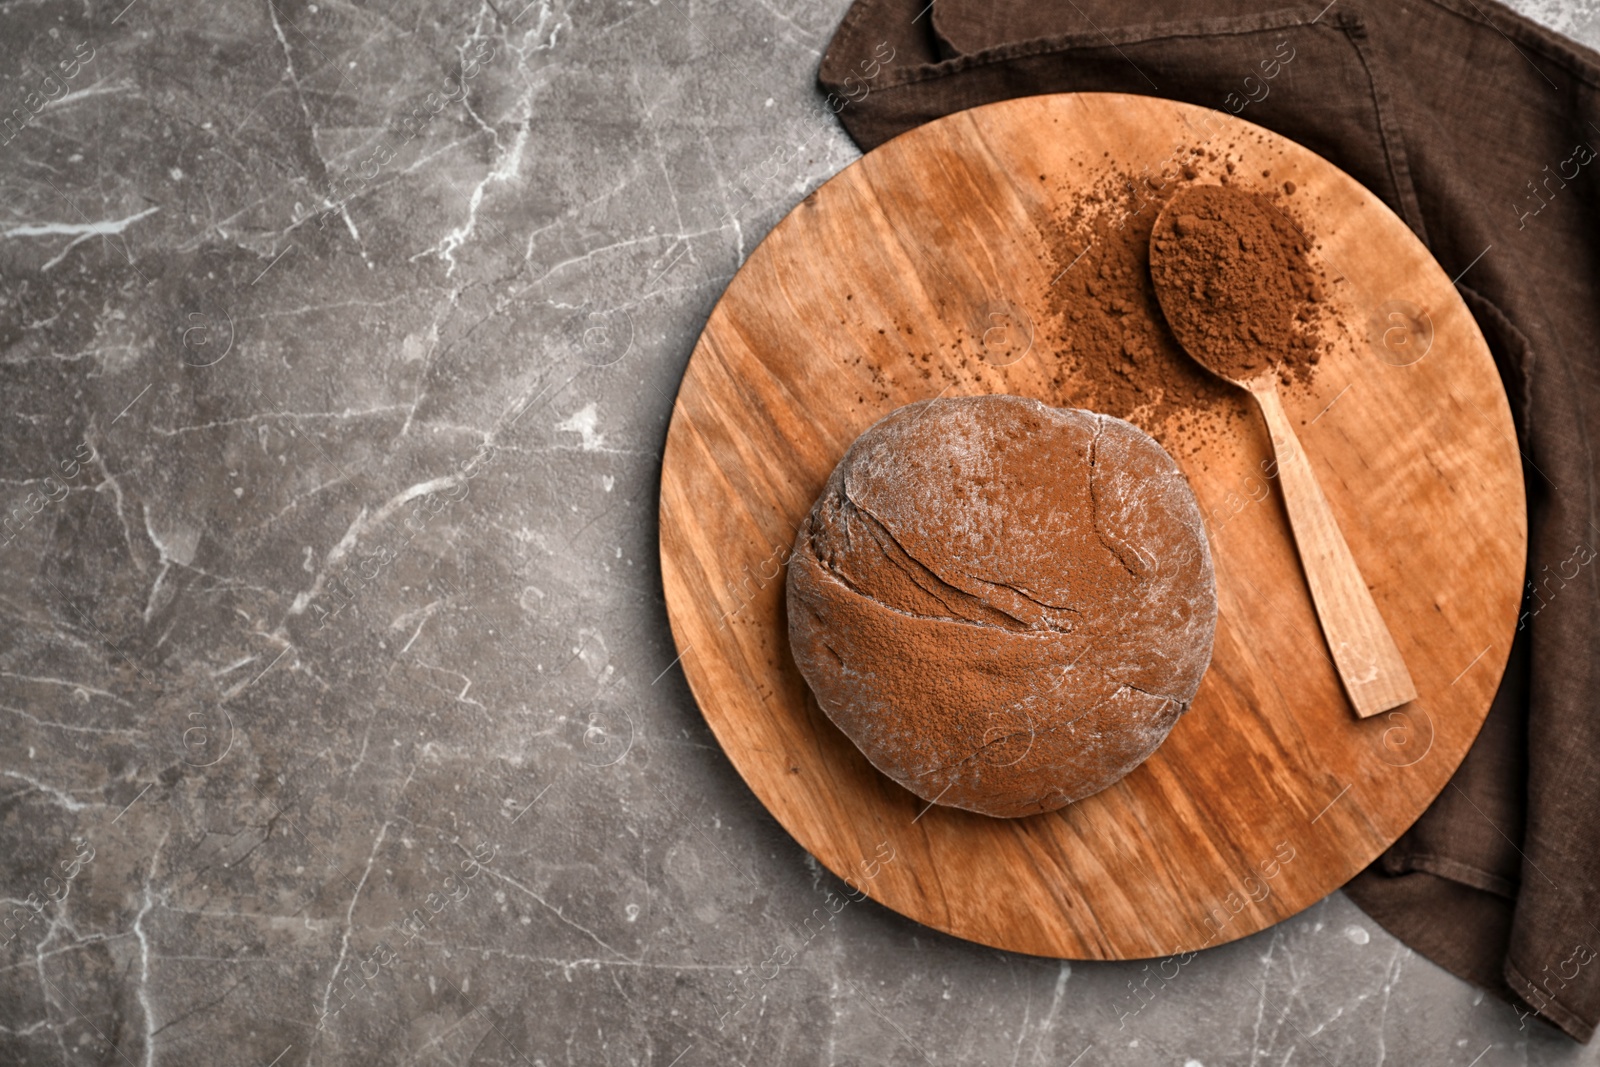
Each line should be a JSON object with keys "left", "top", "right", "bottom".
{"left": 657, "top": 93, "right": 1526, "bottom": 959}
{"left": 1248, "top": 379, "right": 1419, "bottom": 717}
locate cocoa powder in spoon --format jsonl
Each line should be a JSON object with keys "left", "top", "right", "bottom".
{"left": 1148, "top": 183, "right": 1322, "bottom": 384}
{"left": 1044, "top": 167, "right": 1326, "bottom": 442}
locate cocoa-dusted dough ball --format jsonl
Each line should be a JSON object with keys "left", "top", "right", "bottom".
{"left": 786, "top": 395, "right": 1216, "bottom": 818}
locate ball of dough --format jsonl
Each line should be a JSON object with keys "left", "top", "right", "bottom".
{"left": 785, "top": 395, "right": 1216, "bottom": 818}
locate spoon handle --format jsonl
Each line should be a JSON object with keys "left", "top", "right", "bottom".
{"left": 1250, "top": 382, "right": 1418, "bottom": 718}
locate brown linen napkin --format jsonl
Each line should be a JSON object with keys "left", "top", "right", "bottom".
{"left": 820, "top": 0, "right": 1600, "bottom": 1042}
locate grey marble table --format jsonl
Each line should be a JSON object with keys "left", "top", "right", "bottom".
{"left": 2, "top": 0, "right": 1597, "bottom": 1063}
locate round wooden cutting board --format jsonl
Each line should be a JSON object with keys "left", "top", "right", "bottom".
{"left": 657, "top": 93, "right": 1526, "bottom": 959}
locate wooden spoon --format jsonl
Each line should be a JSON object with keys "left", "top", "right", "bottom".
{"left": 1149, "top": 184, "right": 1416, "bottom": 718}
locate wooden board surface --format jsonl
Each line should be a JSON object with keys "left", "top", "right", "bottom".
{"left": 657, "top": 93, "right": 1526, "bottom": 959}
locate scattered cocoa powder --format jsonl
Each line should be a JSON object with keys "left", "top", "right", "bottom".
{"left": 1046, "top": 181, "right": 1233, "bottom": 431}
{"left": 1148, "top": 183, "right": 1322, "bottom": 385}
